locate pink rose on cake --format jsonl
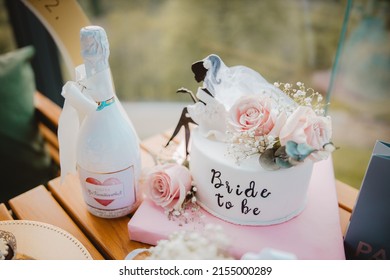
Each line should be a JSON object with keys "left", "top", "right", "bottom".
{"left": 143, "top": 164, "right": 193, "bottom": 211}
{"left": 279, "top": 106, "right": 333, "bottom": 160}
{"left": 224, "top": 82, "right": 336, "bottom": 170}
{"left": 228, "top": 95, "right": 278, "bottom": 136}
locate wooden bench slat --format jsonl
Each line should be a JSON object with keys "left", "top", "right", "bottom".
{"left": 8, "top": 185, "right": 104, "bottom": 260}
{"left": 38, "top": 123, "right": 59, "bottom": 149}
{"left": 336, "top": 180, "right": 359, "bottom": 212}
{"left": 48, "top": 176, "right": 148, "bottom": 260}
{"left": 0, "top": 203, "right": 13, "bottom": 221}
{"left": 140, "top": 146, "right": 157, "bottom": 169}
{"left": 140, "top": 130, "right": 189, "bottom": 166}
{"left": 140, "top": 133, "right": 170, "bottom": 158}
{"left": 45, "top": 142, "right": 60, "bottom": 166}
{"left": 338, "top": 207, "right": 351, "bottom": 237}
{"left": 34, "top": 91, "right": 61, "bottom": 166}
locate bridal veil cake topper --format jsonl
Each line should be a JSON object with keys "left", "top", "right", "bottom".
{"left": 167, "top": 54, "right": 336, "bottom": 171}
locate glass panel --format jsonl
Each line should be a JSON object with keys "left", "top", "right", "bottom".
{"left": 327, "top": 0, "right": 390, "bottom": 188}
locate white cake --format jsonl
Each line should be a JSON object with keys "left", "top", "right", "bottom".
{"left": 183, "top": 54, "right": 334, "bottom": 226}
{"left": 190, "top": 127, "right": 314, "bottom": 225}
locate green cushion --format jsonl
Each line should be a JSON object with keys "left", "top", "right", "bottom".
{"left": 0, "top": 46, "right": 57, "bottom": 202}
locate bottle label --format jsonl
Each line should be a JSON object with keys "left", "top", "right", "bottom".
{"left": 84, "top": 178, "right": 124, "bottom": 206}
{"left": 78, "top": 165, "right": 136, "bottom": 218}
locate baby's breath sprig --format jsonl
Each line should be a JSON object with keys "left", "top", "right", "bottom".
{"left": 167, "top": 185, "right": 202, "bottom": 226}
{"left": 226, "top": 129, "right": 276, "bottom": 165}
{"left": 274, "top": 82, "right": 328, "bottom": 116}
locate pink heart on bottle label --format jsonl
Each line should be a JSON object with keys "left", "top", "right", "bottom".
{"left": 85, "top": 177, "right": 122, "bottom": 206}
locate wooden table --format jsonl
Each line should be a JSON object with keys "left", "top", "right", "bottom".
{"left": 0, "top": 130, "right": 359, "bottom": 260}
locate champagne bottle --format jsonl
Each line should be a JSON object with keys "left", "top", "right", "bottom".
{"left": 76, "top": 26, "right": 141, "bottom": 218}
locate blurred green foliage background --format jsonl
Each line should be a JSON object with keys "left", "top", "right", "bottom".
{"left": 75, "top": 0, "right": 347, "bottom": 102}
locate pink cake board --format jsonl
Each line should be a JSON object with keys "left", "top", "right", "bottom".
{"left": 128, "top": 157, "right": 346, "bottom": 260}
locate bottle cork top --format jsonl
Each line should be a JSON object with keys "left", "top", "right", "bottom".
{"left": 80, "top": 26, "right": 110, "bottom": 77}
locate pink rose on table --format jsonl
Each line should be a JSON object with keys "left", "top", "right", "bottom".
{"left": 279, "top": 106, "right": 332, "bottom": 151}
{"left": 146, "top": 164, "right": 192, "bottom": 211}
{"left": 228, "top": 95, "right": 277, "bottom": 136}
